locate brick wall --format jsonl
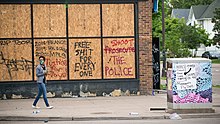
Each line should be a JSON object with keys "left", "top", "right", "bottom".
{"left": 138, "top": 0, "right": 153, "bottom": 95}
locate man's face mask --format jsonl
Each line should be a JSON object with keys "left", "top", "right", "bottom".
{"left": 40, "top": 60, "right": 44, "bottom": 65}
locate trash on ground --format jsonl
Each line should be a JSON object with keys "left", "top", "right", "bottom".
{"left": 44, "top": 120, "right": 48, "bottom": 123}
{"left": 72, "top": 95, "right": 78, "bottom": 98}
{"left": 32, "top": 110, "right": 40, "bottom": 114}
{"left": 102, "top": 92, "right": 111, "bottom": 97}
{"left": 169, "top": 113, "right": 182, "bottom": 120}
{"left": 128, "top": 112, "right": 139, "bottom": 116}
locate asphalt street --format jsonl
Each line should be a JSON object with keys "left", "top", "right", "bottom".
{"left": 212, "top": 64, "right": 220, "bottom": 86}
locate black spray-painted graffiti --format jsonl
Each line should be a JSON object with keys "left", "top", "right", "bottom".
{"left": 74, "top": 41, "right": 96, "bottom": 77}
{"left": 152, "top": 38, "right": 160, "bottom": 89}
{"left": 0, "top": 40, "right": 32, "bottom": 46}
{"left": 0, "top": 51, "right": 32, "bottom": 80}
{"left": 35, "top": 39, "right": 67, "bottom": 79}
{"left": 35, "top": 40, "right": 67, "bottom": 59}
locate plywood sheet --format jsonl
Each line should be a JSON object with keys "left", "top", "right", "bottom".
{"left": 68, "top": 4, "right": 100, "bottom": 37}
{"left": 0, "top": 39, "right": 32, "bottom": 81}
{"left": 33, "top": 4, "right": 66, "bottom": 37}
{"left": 0, "top": 4, "right": 31, "bottom": 38}
{"left": 34, "top": 39, "right": 67, "bottom": 80}
{"left": 69, "top": 38, "right": 101, "bottom": 79}
{"left": 102, "top": 4, "right": 134, "bottom": 36}
{"left": 103, "top": 38, "right": 136, "bottom": 79}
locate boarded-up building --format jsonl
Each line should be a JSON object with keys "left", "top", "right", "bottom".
{"left": 0, "top": 0, "right": 153, "bottom": 98}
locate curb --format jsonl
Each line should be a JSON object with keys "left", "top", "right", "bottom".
{"left": 0, "top": 116, "right": 72, "bottom": 121}
{"left": 0, "top": 113, "right": 220, "bottom": 121}
{"left": 0, "top": 116, "right": 169, "bottom": 121}
{"left": 180, "top": 113, "right": 220, "bottom": 119}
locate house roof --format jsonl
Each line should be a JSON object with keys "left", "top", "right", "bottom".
{"left": 171, "top": 9, "right": 190, "bottom": 21}
{"left": 191, "top": 0, "right": 220, "bottom": 19}
{"left": 191, "top": 5, "right": 208, "bottom": 19}
{"left": 200, "top": 0, "right": 220, "bottom": 19}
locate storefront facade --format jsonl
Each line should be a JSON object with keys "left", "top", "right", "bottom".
{"left": 0, "top": 0, "right": 152, "bottom": 98}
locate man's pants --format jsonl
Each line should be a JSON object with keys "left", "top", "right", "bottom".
{"left": 33, "top": 83, "right": 49, "bottom": 107}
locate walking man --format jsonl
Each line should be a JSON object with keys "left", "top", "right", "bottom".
{"left": 32, "top": 56, "right": 53, "bottom": 109}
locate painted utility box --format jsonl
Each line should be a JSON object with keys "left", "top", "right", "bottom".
{"left": 167, "top": 58, "right": 214, "bottom": 113}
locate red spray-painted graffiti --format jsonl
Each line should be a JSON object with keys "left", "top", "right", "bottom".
{"left": 35, "top": 39, "right": 67, "bottom": 80}
{"left": 45, "top": 58, "right": 67, "bottom": 78}
{"left": 104, "top": 39, "right": 135, "bottom": 78}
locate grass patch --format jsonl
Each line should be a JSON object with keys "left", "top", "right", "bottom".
{"left": 160, "top": 84, "right": 167, "bottom": 90}
{"left": 161, "top": 77, "right": 167, "bottom": 80}
{"left": 213, "top": 85, "right": 220, "bottom": 88}
{"left": 212, "top": 59, "right": 220, "bottom": 64}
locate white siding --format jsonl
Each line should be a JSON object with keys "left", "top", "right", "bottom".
{"left": 202, "top": 19, "right": 215, "bottom": 39}
{"left": 177, "top": 6, "right": 218, "bottom": 57}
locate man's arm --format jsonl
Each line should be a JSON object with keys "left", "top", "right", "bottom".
{"left": 36, "top": 66, "right": 45, "bottom": 77}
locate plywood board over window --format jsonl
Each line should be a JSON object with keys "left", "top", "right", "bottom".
{"left": 33, "top": 4, "right": 66, "bottom": 37}
{"left": 34, "top": 39, "right": 67, "bottom": 80}
{"left": 102, "top": 4, "right": 134, "bottom": 36}
{"left": 103, "top": 38, "right": 135, "bottom": 79}
{"left": 69, "top": 39, "right": 101, "bottom": 79}
{"left": 68, "top": 4, "right": 100, "bottom": 37}
{"left": 0, "top": 4, "right": 31, "bottom": 38}
{"left": 0, "top": 40, "right": 32, "bottom": 81}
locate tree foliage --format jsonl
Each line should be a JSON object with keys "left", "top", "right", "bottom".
{"left": 181, "top": 25, "right": 211, "bottom": 49}
{"left": 170, "top": 0, "right": 214, "bottom": 9}
{"left": 165, "top": 18, "right": 191, "bottom": 57}
{"left": 153, "top": 0, "right": 211, "bottom": 58}
{"left": 212, "top": 8, "right": 220, "bottom": 45}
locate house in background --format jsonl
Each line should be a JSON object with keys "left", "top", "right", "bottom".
{"left": 171, "top": 9, "right": 190, "bottom": 22}
{"left": 171, "top": 0, "right": 220, "bottom": 56}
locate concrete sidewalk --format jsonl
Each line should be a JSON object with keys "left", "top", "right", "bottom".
{"left": 0, "top": 88, "right": 220, "bottom": 121}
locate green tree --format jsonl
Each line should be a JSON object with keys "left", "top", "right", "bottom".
{"left": 181, "top": 25, "right": 211, "bottom": 49}
{"left": 212, "top": 8, "right": 220, "bottom": 45}
{"left": 170, "top": 0, "right": 214, "bottom": 9}
{"left": 165, "top": 18, "right": 191, "bottom": 57}
{"left": 153, "top": 0, "right": 211, "bottom": 58}
{"left": 153, "top": 14, "right": 211, "bottom": 57}
{"left": 152, "top": 0, "right": 171, "bottom": 39}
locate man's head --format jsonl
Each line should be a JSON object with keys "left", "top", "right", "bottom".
{"left": 39, "top": 56, "right": 45, "bottom": 65}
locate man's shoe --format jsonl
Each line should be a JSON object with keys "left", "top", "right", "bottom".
{"left": 32, "top": 105, "right": 40, "bottom": 109}
{"left": 46, "top": 106, "right": 54, "bottom": 109}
